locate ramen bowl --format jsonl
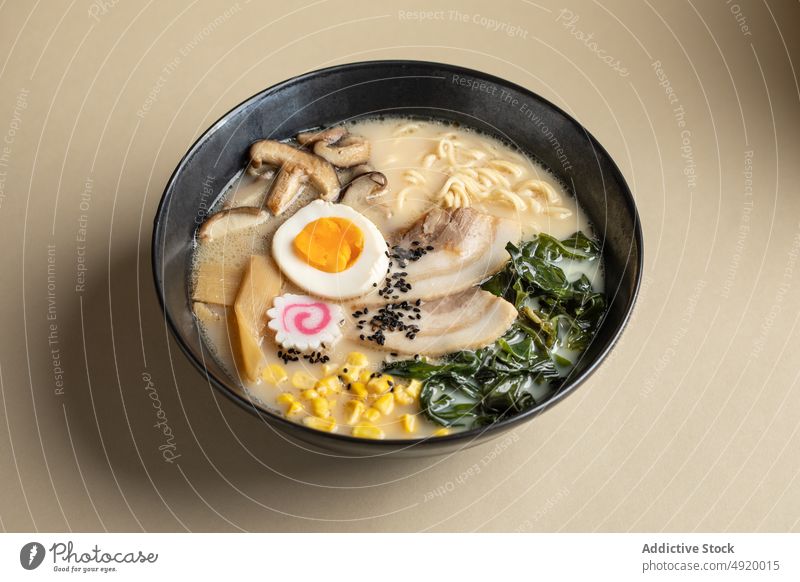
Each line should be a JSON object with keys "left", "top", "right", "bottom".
{"left": 152, "top": 60, "right": 642, "bottom": 457}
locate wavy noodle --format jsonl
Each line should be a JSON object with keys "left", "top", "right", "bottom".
{"left": 515, "top": 179, "right": 560, "bottom": 203}
{"left": 403, "top": 169, "right": 426, "bottom": 186}
{"left": 488, "top": 159, "right": 524, "bottom": 177}
{"left": 399, "top": 129, "right": 569, "bottom": 217}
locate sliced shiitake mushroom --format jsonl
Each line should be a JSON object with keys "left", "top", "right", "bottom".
{"left": 337, "top": 163, "right": 375, "bottom": 185}
{"left": 249, "top": 139, "right": 340, "bottom": 215}
{"left": 313, "top": 135, "right": 371, "bottom": 168}
{"left": 268, "top": 167, "right": 308, "bottom": 215}
{"left": 339, "top": 171, "right": 388, "bottom": 204}
{"left": 296, "top": 126, "right": 347, "bottom": 146}
{"left": 197, "top": 207, "right": 270, "bottom": 242}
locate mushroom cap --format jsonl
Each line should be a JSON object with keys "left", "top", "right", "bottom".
{"left": 296, "top": 126, "right": 347, "bottom": 146}
{"left": 313, "top": 135, "right": 371, "bottom": 168}
{"left": 339, "top": 171, "right": 388, "bottom": 204}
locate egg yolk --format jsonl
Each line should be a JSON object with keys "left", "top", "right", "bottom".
{"left": 293, "top": 217, "right": 364, "bottom": 273}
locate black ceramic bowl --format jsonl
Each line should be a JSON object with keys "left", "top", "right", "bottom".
{"left": 153, "top": 60, "right": 642, "bottom": 457}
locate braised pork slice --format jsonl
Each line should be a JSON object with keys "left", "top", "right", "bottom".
{"left": 393, "top": 207, "right": 493, "bottom": 281}
{"left": 399, "top": 218, "right": 521, "bottom": 301}
{"left": 349, "top": 288, "right": 517, "bottom": 356}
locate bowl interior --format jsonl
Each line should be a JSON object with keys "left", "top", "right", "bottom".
{"left": 153, "top": 61, "right": 642, "bottom": 455}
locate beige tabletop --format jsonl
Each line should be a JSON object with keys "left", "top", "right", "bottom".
{"left": 0, "top": 0, "right": 798, "bottom": 532}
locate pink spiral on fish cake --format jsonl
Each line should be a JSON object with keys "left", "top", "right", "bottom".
{"left": 267, "top": 294, "right": 344, "bottom": 352}
{"left": 281, "top": 302, "right": 332, "bottom": 336}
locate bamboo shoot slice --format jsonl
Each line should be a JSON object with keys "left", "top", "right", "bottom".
{"left": 233, "top": 255, "right": 282, "bottom": 382}
{"left": 192, "top": 261, "right": 244, "bottom": 305}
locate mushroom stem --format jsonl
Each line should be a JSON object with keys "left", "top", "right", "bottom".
{"left": 267, "top": 167, "right": 307, "bottom": 215}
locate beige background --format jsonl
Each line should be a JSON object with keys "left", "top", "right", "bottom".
{"left": 0, "top": 0, "right": 798, "bottom": 532}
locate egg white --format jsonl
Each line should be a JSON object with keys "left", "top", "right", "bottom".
{"left": 272, "top": 200, "right": 390, "bottom": 300}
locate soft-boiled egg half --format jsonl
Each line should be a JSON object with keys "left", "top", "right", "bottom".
{"left": 272, "top": 200, "right": 389, "bottom": 300}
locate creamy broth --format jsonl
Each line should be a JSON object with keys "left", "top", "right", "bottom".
{"left": 191, "top": 118, "right": 603, "bottom": 439}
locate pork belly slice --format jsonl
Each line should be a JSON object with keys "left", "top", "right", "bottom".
{"left": 349, "top": 287, "right": 517, "bottom": 356}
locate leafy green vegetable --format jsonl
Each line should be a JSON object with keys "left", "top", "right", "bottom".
{"left": 383, "top": 231, "right": 607, "bottom": 428}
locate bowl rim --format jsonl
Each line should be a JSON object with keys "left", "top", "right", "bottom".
{"left": 152, "top": 59, "right": 644, "bottom": 449}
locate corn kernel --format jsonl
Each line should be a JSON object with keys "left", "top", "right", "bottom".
{"left": 276, "top": 392, "right": 295, "bottom": 406}
{"left": 367, "top": 374, "right": 394, "bottom": 394}
{"left": 406, "top": 379, "right": 423, "bottom": 399}
{"left": 285, "top": 401, "right": 303, "bottom": 416}
{"left": 303, "top": 416, "right": 336, "bottom": 432}
{"left": 363, "top": 407, "right": 381, "bottom": 422}
{"left": 401, "top": 413, "right": 416, "bottom": 433}
{"left": 311, "top": 397, "right": 330, "bottom": 418}
{"left": 339, "top": 366, "right": 362, "bottom": 383}
{"left": 350, "top": 382, "right": 368, "bottom": 399}
{"left": 316, "top": 375, "right": 342, "bottom": 394}
{"left": 433, "top": 427, "right": 450, "bottom": 437}
{"left": 358, "top": 369, "right": 372, "bottom": 383}
{"left": 394, "top": 389, "right": 414, "bottom": 405}
{"left": 322, "top": 363, "right": 338, "bottom": 376}
{"left": 352, "top": 423, "right": 385, "bottom": 440}
{"left": 374, "top": 393, "right": 395, "bottom": 415}
{"left": 300, "top": 389, "right": 319, "bottom": 400}
{"left": 344, "top": 400, "right": 365, "bottom": 424}
{"left": 262, "top": 363, "right": 288, "bottom": 385}
{"left": 346, "top": 352, "right": 369, "bottom": 367}
{"left": 292, "top": 371, "right": 317, "bottom": 390}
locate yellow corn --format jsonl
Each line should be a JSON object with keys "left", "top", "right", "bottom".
{"left": 311, "top": 397, "right": 330, "bottom": 418}
{"left": 394, "top": 388, "right": 414, "bottom": 405}
{"left": 350, "top": 382, "right": 368, "bottom": 399}
{"left": 401, "top": 413, "right": 416, "bottom": 433}
{"left": 339, "top": 366, "right": 362, "bottom": 383}
{"left": 276, "top": 392, "right": 295, "bottom": 406}
{"left": 367, "top": 374, "right": 394, "bottom": 394}
{"left": 363, "top": 407, "right": 381, "bottom": 422}
{"left": 344, "top": 400, "right": 365, "bottom": 424}
{"left": 316, "top": 375, "right": 342, "bottom": 394}
{"left": 322, "top": 363, "right": 338, "bottom": 376}
{"left": 346, "top": 352, "right": 369, "bottom": 367}
{"left": 303, "top": 416, "right": 336, "bottom": 432}
{"left": 352, "top": 423, "right": 385, "bottom": 440}
{"left": 300, "top": 388, "right": 319, "bottom": 400}
{"left": 358, "top": 369, "right": 372, "bottom": 383}
{"left": 262, "top": 363, "right": 288, "bottom": 385}
{"left": 406, "top": 379, "right": 423, "bottom": 399}
{"left": 374, "top": 393, "right": 395, "bottom": 415}
{"left": 292, "top": 371, "right": 317, "bottom": 390}
{"left": 433, "top": 427, "right": 450, "bottom": 437}
{"left": 285, "top": 401, "right": 303, "bottom": 416}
